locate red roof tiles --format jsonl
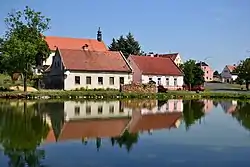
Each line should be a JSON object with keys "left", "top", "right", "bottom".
{"left": 59, "top": 49, "right": 132, "bottom": 72}
{"left": 226, "top": 65, "right": 236, "bottom": 72}
{"left": 157, "top": 53, "right": 179, "bottom": 61}
{"left": 130, "top": 55, "right": 183, "bottom": 76}
{"left": 58, "top": 118, "right": 131, "bottom": 141}
{"left": 45, "top": 36, "right": 107, "bottom": 51}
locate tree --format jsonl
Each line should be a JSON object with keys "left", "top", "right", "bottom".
{"left": 234, "top": 58, "right": 250, "bottom": 90}
{"left": 181, "top": 60, "right": 205, "bottom": 89}
{"left": 1, "top": 6, "right": 51, "bottom": 91}
{"left": 109, "top": 32, "right": 143, "bottom": 58}
{"left": 213, "top": 70, "right": 219, "bottom": 76}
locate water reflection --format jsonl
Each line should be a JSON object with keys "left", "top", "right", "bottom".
{"left": 1, "top": 99, "right": 250, "bottom": 165}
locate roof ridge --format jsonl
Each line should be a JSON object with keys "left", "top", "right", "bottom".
{"left": 46, "top": 36, "right": 98, "bottom": 41}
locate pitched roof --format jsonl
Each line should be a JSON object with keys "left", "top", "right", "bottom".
{"left": 59, "top": 49, "right": 132, "bottom": 72}
{"left": 130, "top": 55, "right": 183, "bottom": 76}
{"left": 58, "top": 118, "right": 131, "bottom": 141}
{"left": 129, "top": 112, "right": 182, "bottom": 133}
{"left": 196, "top": 62, "right": 209, "bottom": 66}
{"left": 157, "top": 53, "right": 179, "bottom": 60}
{"left": 226, "top": 65, "right": 236, "bottom": 72}
{"left": 45, "top": 36, "right": 107, "bottom": 51}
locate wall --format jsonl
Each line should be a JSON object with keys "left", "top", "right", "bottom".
{"left": 64, "top": 71, "right": 132, "bottom": 90}
{"left": 43, "top": 52, "right": 56, "bottom": 66}
{"left": 221, "top": 66, "right": 238, "bottom": 82}
{"left": 121, "top": 83, "right": 157, "bottom": 93}
{"left": 127, "top": 56, "right": 142, "bottom": 83}
{"left": 174, "top": 54, "right": 183, "bottom": 66}
{"left": 64, "top": 101, "right": 132, "bottom": 121}
{"left": 141, "top": 75, "right": 184, "bottom": 90}
{"left": 201, "top": 65, "right": 213, "bottom": 82}
{"left": 141, "top": 99, "right": 183, "bottom": 114}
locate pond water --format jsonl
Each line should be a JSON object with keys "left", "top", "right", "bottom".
{"left": 0, "top": 99, "right": 250, "bottom": 167}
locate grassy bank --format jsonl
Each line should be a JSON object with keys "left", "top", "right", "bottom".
{"left": 0, "top": 90, "right": 250, "bottom": 100}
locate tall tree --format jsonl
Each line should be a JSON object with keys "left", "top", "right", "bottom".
{"left": 109, "top": 32, "right": 143, "bottom": 58}
{"left": 181, "top": 60, "right": 205, "bottom": 89}
{"left": 1, "top": 6, "right": 51, "bottom": 91}
{"left": 234, "top": 58, "right": 250, "bottom": 90}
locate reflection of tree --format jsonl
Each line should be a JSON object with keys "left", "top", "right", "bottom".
{"left": 231, "top": 102, "right": 250, "bottom": 131}
{"left": 0, "top": 101, "right": 49, "bottom": 167}
{"left": 182, "top": 100, "right": 205, "bottom": 130}
{"left": 213, "top": 100, "right": 219, "bottom": 108}
{"left": 110, "top": 130, "right": 139, "bottom": 152}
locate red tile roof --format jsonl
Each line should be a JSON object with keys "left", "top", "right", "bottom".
{"left": 59, "top": 49, "right": 132, "bottom": 72}
{"left": 58, "top": 118, "right": 131, "bottom": 141}
{"left": 226, "top": 65, "right": 236, "bottom": 72}
{"left": 45, "top": 36, "right": 107, "bottom": 51}
{"left": 157, "top": 53, "right": 179, "bottom": 61}
{"left": 129, "top": 112, "right": 182, "bottom": 133}
{"left": 130, "top": 55, "right": 183, "bottom": 76}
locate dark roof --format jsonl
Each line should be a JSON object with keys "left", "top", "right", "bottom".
{"left": 130, "top": 55, "right": 183, "bottom": 76}
{"left": 58, "top": 49, "right": 132, "bottom": 72}
{"left": 196, "top": 62, "right": 209, "bottom": 66}
{"left": 156, "top": 53, "right": 179, "bottom": 60}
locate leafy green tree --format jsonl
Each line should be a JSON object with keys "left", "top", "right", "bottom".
{"left": 182, "top": 100, "right": 205, "bottom": 130}
{"left": 234, "top": 58, "right": 250, "bottom": 90}
{"left": 181, "top": 60, "right": 205, "bottom": 89}
{"left": 1, "top": 6, "right": 51, "bottom": 91}
{"left": 109, "top": 32, "right": 143, "bottom": 58}
{"left": 213, "top": 70, "right": 219, "bottom": 76}
{"left": 231, "top": 102, "right": 250, "bottom": 131}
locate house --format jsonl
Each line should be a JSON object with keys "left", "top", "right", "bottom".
{"left": 221, "top": 65, "right": 238, "bottom": 83}
{"left": 196, "top": 62, "right": 213, "bottom": 82}
{"left": 127, "top": 55, "right": 184, "bottom": 90}
{"left": 147, "top": 52, "right": 183, "bottom": 66}
{"left": 45, "top": 48, "right": 132, "bottom": 90}
{"left": 35, "top": 28, "right": 107, "bottom": 75}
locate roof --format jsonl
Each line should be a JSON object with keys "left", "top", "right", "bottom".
{"left": 196, "top": 62, "right": 209, "bottom": 66}
{"left": 45, "top": 36, "right": 107, "bottom": 51}
{"left": 130, "top": 55, "right": 183, "bottom": 76}
{"left": 129, "top": 112, "right": 182, "bottom": 133}
{"left": 156, "top": 53, "right": 179, "bottom": 60}
{"left": 58, "top": 118, "right": 131, "bottom": 141}
{"left": 226, "top": 65, "right": 236, "bottom": 72}
{"left": 59, "top": 49, "right": 132, "bottom": 72}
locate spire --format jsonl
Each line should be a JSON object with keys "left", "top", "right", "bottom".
{"left": 97, "top": 27, "right": 102, "bottom": 42}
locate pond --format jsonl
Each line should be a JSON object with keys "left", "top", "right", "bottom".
{"left": 0, "top": 99, "right": 250, "bottom": 166}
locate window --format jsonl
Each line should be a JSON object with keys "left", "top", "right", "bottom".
{"left": 75, "top": 76, "right": 80, "bottom": 85}
{"left": 109, "top": 77, "right": 114, "bottom": 85}
{"left": 74, "top": 106, "right": 80, "bottom": 116}
{"left": 149, "top": 78, "right": 152, "bottom": 81}
{"left": 86, "top": 105, "right": 91, "bottom": 115}
{"left": 120, "top": 107, "right": 124, "bottom": 113}
{"left": 174, "top": 78, "right": 177, "bottom": 86}
{"left": 166, "top": 102, "right": 169, "bottom": 111}
{"left": 206, "top": 77, "right": 208, "bottom": 80}
{"left": 166, "top": 78, "right": 169, "bottom": 86}
{"left": 109, "top": 105, "right": 114, "bottom": 113}
{"left": 98, "top": 106, "right": 103, "bottom": 114}
{"left": 86, "top": 76, "right": 91, "bottom": 85}
{"left": 207, "top": 71, "right": 209, "bottom": 74}
{"left": 174, "top": 101, "right": 177, "bottom": 110}
{"left": 120, "top": 77, "right": 124, "bottom": 84}
{"left": 98, "top": 77, "right": 103, "bottom": 85}
{"left": 158, "top": 78, "right": 161, "bottom": 85}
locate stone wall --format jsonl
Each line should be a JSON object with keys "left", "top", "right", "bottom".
{"left": 121, "top": 83, "right": 157, "bottom": 93}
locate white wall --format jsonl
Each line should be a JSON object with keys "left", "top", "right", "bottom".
{"left": 64, "top": 101, "right": 132, "bottom": 121}
{"left": 64, "top": 71, "right": 132, "bottom": 90}
{"left": 43, "top": 52, "right": 56, "bottom": 66}
{"left": 232, "top": 75, "right": 238, "bottom": 81}
{"left": 141, "top": 75, "right": 183, "bottom": 88}
{"left": 141, "top": 99, "right": 183, "bottom": 115}
{"left": 174, "top": 54, "right": 183, "bottom": 66}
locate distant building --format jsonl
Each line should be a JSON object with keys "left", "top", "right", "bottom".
{"left": 221, "top": 65, "right": 238, "bottom": 83}
{"left": 156, "top": 53, "right": 183, "bottom": 66}
{"left": 128, "top": 55, "right": 184, "bottom": 90}
{"left": 196, "top": 62, "right": 213, "bottom": 82}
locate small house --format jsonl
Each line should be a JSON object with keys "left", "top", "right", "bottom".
{"left": 221, "top": 65, "right": 238, "bottom": 83}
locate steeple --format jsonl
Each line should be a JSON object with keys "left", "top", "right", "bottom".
{"left": 97, "top": 27, "right": 102, "bottom": 42}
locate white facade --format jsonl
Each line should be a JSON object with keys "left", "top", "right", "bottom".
{"left": 174, "top": 54, "right": 183, "bottom": 66}
{"left": 141, "top": 75, "right": 184, "bottom": 89}
{"left": 43, "top": 52, "right": 56, "bottom": 66}
{"left": 64, "top": 72, "right": 132, "bottom": 90}
{"left": 64, "top": 101, "right": 132, "bottom": 121}
{"left": 141, "top": 99, "right": 183, "bottom": 115}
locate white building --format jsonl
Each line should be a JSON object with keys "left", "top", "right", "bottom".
{"left": 45, "top": 48, "right": 133, "bottom": 90}
{"left": 127, "top": 55, "right": 184, "bottom": 90}
{"left": 221, "top": 65, "right": 238, "bottom": 83}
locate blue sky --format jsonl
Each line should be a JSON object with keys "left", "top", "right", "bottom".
{"left": 0, "top": 0, "right": 250, "bottom": 71}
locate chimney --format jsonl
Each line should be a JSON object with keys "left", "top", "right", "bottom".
{"left": 82, "top": 44, "right": 89, "bottom": 51}
{"left": 97, "top": 27, "right": 102, "bottom": 42}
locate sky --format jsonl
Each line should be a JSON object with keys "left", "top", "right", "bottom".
{"left": 0, "top": 0, "right": 250, "bottom": 71}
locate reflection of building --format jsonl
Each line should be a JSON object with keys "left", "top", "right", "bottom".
{"left": 44, "top": 100, "right": 183, "bottom": 143}
{"left": 220, "top": 100, "right": 238, "bottom": 113}
{"left": 202, "top": 100, "right": 214, "bottom": 113}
